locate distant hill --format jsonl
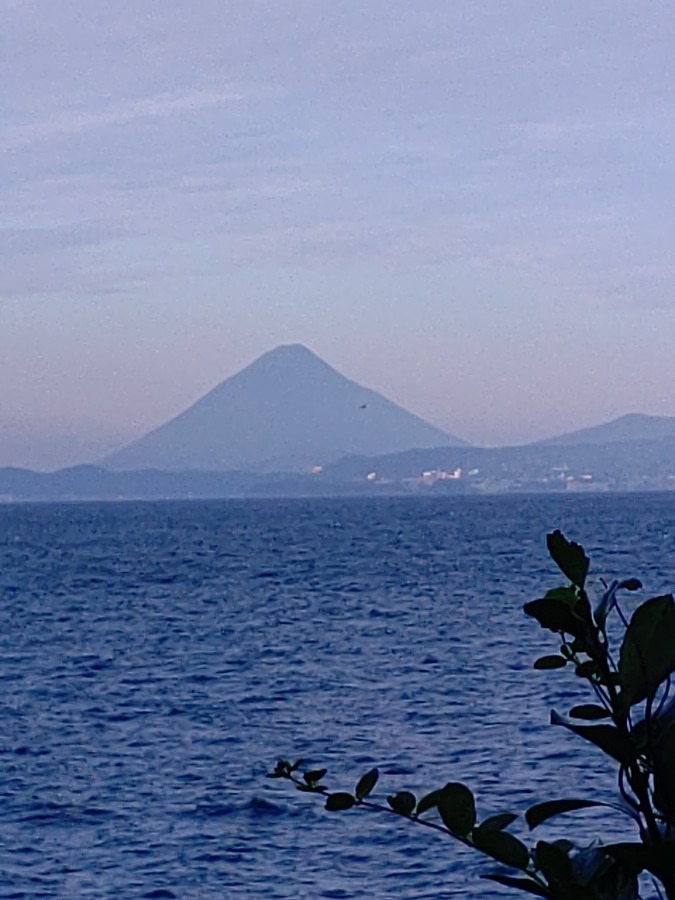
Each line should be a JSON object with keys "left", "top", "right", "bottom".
{"left": 534, "top": 413, "right": 675, "bottom": 447}
{"left": 5, "top": 432, "right": 675, "bottom": 501}
{"left": 105, "top": 344, "right": 464, "bottom": 473}
{"left": 321, "top": 433, "right": 675, "bottom": 491}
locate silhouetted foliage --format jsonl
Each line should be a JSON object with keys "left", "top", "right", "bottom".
{"left": 269, "top": 531, "right": 675, "bottom": 898}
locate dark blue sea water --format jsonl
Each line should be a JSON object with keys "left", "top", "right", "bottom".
{"left": 2, "top": 494, "right": 675, "bottom": 898}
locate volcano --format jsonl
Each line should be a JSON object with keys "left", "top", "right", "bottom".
{"left": 105, "top": 344, "right": 465, "bottom": 473}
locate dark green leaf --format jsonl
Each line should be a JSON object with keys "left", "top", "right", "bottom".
{"left": 303, "top": 768, "right": 327, "bottom": 784}
{"left": 599, "top": 867, "right": 639, "bottom": 900}
{"left": 526, "top": 798, "right": 609, "bottom": 830}
{"left": 437, "top": 782, "right": 475, "bottom": 836}
{"left": 268, "top": 759, "right": 293, "bottom": 778}
{"left": 355, "top": 768, "right": 378, "bottom": 801}
{"left": 296, "top": 783, "right": 326, "bottom": 792}
{"left": 547, "top": 530, "right": 589, "bottom": 588}
{"left": 575, "top": 660, "right": 601, "bottom": 679}
{"left": 482, "top": 873, "right": 550, "bottom": 898}
{"left": 571, "top": 848, "right": 639, "bottom": 900}
{"left": 653, "top": 720, "right": 675, "bottom": 816}
{"left": 619, "top": 578, "right": 642, "bottom": 592}
{"left": 535, "top": 840, "right": 573, "bottom": 883}
{"left": 325, "top": 792, "right": 356, "bottom": 811}
{"left": 533, "top": 655, "right": 568, "bottom": 670}
{"left": 480, "top": 813, "right": 518, "bottom": 831}
{"left": 604, "top": 843, "right": 675, "bottom": 881}
{"left": 523, "top": 598, "right": 587, "bottom": 639}
{"left": 473, "top": 827, "right": 530, "bottom": 870}
{"left": 618, "top": 594, "right": 675, "bottom": 707}
{"left": 551, "top": 839, "right": 575, "bottom": 855}
{"left": 386, "top": 790, "right": 416, "bottom": 816}
{"left": 569, "top": 704, "right": 611, "bottom": 720}
{"left": 551, "top": 710, "right": 635, "bottom": 764}
{"left": 290, "top": 759, "right": 303, "bottom": 771}
{"left": 545, "top": 586, "right": 578, "bottom": 602}
{"left": 415, "top": 789, "right": 442, "bottom": 816}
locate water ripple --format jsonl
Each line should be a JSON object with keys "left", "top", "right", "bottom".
{"left": 1, "top": 495, "right": 675, "bottom": 896}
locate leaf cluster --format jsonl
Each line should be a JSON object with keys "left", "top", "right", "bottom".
{"left": 269, "top": 531, "right": 675, "bottom": 898}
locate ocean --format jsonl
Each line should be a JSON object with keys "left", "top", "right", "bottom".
{"left": 2, "top": 494, "right": 675, "bottom": 898}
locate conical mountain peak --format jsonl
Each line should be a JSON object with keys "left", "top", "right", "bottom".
{"left": 244, "top": 343, "right": 336, "bottom": 375}
{"left": 106, "top": 345, "right": 466, "bottom": 473}
{"left": 253, "top": 343, "right": 315, "bottom": 363}
{"left": 258, "top": 343, "right": 318, "bottom": 360}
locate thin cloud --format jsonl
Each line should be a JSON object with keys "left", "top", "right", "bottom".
{"left": 1, "top": 87, "right": 279, "bottom": 152}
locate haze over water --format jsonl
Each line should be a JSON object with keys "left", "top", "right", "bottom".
{"left": 2, "top": 494, "right": 675, "bottom": 897}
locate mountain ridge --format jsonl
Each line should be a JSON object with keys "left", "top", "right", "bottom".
{"left": 533, "top": 413, "right": 675, "bottom": 447}
{"left": 4, "top": 428, "right": 675, "bottom": 500}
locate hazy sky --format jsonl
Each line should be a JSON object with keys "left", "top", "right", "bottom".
{"left": 3, "top": 1, "right": 675, "bottom": 469}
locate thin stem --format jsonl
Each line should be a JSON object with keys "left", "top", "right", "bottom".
{"left": 579, "top": 613, "right": 665, "bottom": 853}
{"left": 283, "top": 773, "right": 551, "bottom": 894}
{"left": 651, "top": 876, "right": 665, "bottom": 900}
{"left": 645, "top": 690, "right": 657, "bottom": 768}
{"left": 614, "top": 598, "right": 631, "bottom": 631}
{"left": 655, "top": 675, "right": 671, "bottom": 718}
{"left": 359, "top": 800, "right": 551, "bottom": 892}
{"left": 360, "top": 798, "right": 461, "bottom": 836}
{"left": 589, "top": 679, "right": 612, "bottom": 711}
{"left": 618, "top": 764, "right": 641, "bottom": 816}
{"left": 560, "top": 634, "right": 612, "bottom": 711}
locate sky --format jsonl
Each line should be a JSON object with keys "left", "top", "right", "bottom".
{"left": 3, "top": 0, "right": 675, "bottom": 469}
